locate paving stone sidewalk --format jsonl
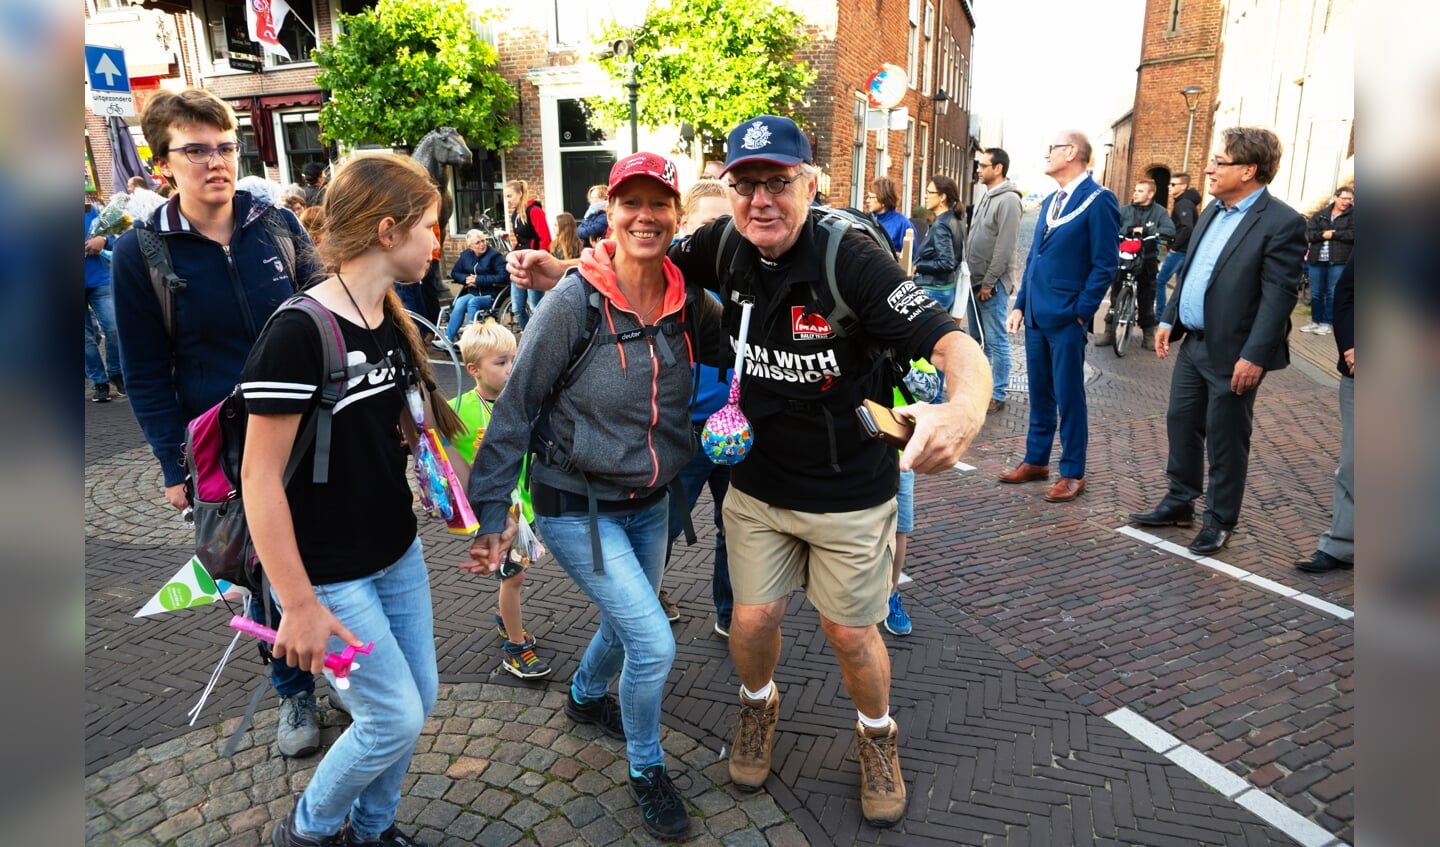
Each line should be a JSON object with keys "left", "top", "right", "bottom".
{"left": 86, "top": 304, "right": 1351, "bottom": 845}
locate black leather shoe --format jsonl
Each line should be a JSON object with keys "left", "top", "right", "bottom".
{"left": 1187, "top": 525, "right": 1232, "bottom": 555}
{"left": 1129, "top": 503, "right": 1195, "bottom": 527}
{"left": 1294, "top": 550, "right": 1353, "bottom": 573}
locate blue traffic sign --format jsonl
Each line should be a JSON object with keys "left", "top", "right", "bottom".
{"left": 85, "top": 45, "right": 130, "bottom": 93}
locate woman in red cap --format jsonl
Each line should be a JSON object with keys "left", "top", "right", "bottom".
{"left": 464, "top": 153, "right": 724, "bottom": 841}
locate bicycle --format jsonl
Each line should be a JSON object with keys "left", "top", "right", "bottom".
{"left": 1108, "top": 232, "right": 1156, "bottom": 357}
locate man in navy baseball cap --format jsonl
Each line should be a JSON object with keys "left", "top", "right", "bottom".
{"left": 722, "top": 115, "right": 813, "bottom": 174}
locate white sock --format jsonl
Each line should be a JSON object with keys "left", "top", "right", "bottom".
{"left": 858, "top": 710, "right": 892, "bottom": 731}
{"left": 741, "top": 681, "right": 774, "bottom": 702}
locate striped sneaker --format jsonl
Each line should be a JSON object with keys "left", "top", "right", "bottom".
{"left": 500, "top": 641, "right": 552, "bottom": 679}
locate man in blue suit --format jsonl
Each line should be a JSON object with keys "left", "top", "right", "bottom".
{"left": 1001, "top": 131, "right": 1120, "bottom": 502}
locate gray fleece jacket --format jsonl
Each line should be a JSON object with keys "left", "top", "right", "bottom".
{"left": 966, "top": 179, "right": 1024, "bottom": 288}
{"left": 466, "top": 253, "right": 724, "bottom": 537}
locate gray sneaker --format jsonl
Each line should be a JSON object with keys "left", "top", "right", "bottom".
{"left": 277, "top": 692, "right": 321, "bottom": 758}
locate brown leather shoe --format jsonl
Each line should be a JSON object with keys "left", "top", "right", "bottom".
{"left": 998, "top": 462, "right": 1049, "bottom": 484}
{"left": 987, "top": 398, "right": 1006, "bottom": 413}
{"left": 1042, "top": 477, "right": 1086, "bottom": 502}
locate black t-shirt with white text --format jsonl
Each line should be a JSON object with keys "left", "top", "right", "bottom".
{"left": 671, "top": 214, "right": 957, "bottom": 512}
{"left": 239, "top": 305, "right": 415, "bottom": 585}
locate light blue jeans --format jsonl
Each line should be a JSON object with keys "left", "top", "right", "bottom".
{"left": 896, "top": 469, "right": 915, "bottom": 534}
{"left": 965, "top": 278, "right": 1012, "bottom": 402}
{"left": 277, "top": 537, "right": 438, "bottom": 843}
{"left": 1155, "top": 249, "right": 1185, "bottom": 316}
{"left": 537, "top": 498, "right": 674, "bottom": 769}
{"left": 445, "top": 292, "right": 494, "bottom": 340}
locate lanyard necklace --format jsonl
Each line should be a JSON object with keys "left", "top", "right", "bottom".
{"left": 335, "top": 272, "right": 393, "bottom": 370}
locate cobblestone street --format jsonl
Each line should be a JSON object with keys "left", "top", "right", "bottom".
{"left": 85, "top": 305, "right": 1352, "bottom": 846}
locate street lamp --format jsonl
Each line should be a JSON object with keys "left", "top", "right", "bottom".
{"left": 613, "top": 38, "right": 640, "bottom": 153}
{"left": 609, "top": 3, "right": 648, "bottom": 154}
{"left": 1180, "top": 85, "right": 1203, "bottom": 176}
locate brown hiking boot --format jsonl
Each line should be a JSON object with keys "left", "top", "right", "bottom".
{"left": 855, "top": 720, "right": 907, "bottom": 826}
{"left": 729, "top": 687, "right": 779, "bottom": 791}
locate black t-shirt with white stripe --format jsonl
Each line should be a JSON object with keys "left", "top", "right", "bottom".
{"left": 239, "top": 307, "right": 416, "bottom": 585}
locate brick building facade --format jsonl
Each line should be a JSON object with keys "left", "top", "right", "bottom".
{"left": 1109, "top": 0, "right": 1222, "bottom": 208}
{"left": 1114, "top": 0, "right": 1353, "bottom": 212}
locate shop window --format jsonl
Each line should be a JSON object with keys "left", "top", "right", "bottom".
{"left": 203, "top": 0, "right": 317, "bottom": 71}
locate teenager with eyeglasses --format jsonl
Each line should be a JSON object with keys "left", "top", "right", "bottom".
{"left": 110, "top": 88, "right": 328, "bottom": 761}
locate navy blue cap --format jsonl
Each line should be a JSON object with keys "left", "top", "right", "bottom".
{"left": 722, "top": 115, "right": 812, "bottom": 175}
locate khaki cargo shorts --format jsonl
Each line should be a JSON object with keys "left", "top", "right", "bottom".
{"left": 722, "top": 487, "right": 896, "bottom": 627}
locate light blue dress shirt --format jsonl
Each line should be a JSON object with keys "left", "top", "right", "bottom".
{"left": 1168, "top": 187, "right": 1267, "bottom": 331}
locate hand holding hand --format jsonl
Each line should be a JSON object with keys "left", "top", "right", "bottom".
{"left": 462, "top": 512, "right": 520, "bottom": 576}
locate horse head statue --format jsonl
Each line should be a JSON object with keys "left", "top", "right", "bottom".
{"left": 412, "top": 127, "right": 473, "bottom": 226}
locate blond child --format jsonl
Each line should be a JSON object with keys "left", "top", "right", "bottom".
{"left": 450, "top": 319, "right": 552, "bottom": 679}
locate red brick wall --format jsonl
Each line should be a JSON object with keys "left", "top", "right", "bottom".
{"left": 1128, "top": 0, "right": 1223, "bottom": 205}
{"left": 822, "top": 0, "right": 973, "bottom": 208}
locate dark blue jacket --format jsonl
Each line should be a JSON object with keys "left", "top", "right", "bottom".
{"left": 449, "top": 246, "right": 508, "bottom": 295}
{"left": 577, "top": 203, "right": 608, "bottom": 243}
{"left": 111, "top": 193, "right": 318, "bottom": 485}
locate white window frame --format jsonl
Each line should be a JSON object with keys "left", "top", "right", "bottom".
{"left": 907, "top": 0, "right": 921, "bottom": 87}
{"left": 198, "top": 0, "right": 320, "bottom": 76}
{"left": 851, "top": 94, "right": 869, "bottom": 208}
{"left": 922, "top": 2, "right": 935, "bottom": 96}
{"left": 902, "top": 117, "right": 916, "bottom": 215}
{"left": 552, "top": 0, "right": 646, "bottom": 51}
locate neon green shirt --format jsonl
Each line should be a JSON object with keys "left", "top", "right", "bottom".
{"left": 451, "top": 389, "right": 533, "bottom": 522}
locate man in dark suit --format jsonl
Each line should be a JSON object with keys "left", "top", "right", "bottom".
{"left": 1131, "top": 126, "right": 1307, "bottom": 554}
{"left": 1001, "top": 130, "right": 1121, "bottom": 502}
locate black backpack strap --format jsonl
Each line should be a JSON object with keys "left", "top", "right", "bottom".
{"left": 814, "top": 217, "right": 860, "bottom": 339}
{"left": 258, "top": 295, "right": 380, "bottom": 485}
{"left": 260, "top": 206, "right": 300, "bottom": 290}
{"left": 137, "top": 227, "right": 186, "bottom": 339}
{"left": 531, "top": 274, "right": 603, "bottom": 472}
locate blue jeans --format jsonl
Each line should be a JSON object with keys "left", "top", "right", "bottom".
{"left": 965, "top": 278, "right": 1012, "bottom": 402}
{"left": 394, "top": 283, "right": 429, "bottom": 335}
{"left": 538, "top": 499, "right": 674, "bottom": 769}
{"left": 921, "top": 285, "right": 956, "bottom": 311}
{"left": 666, "top": 436, "right": 732, "bottom": 626}
{"left": 278, "top": 537, "right": 438, "bottom": 842}
{"left": 85, "top": 285, "right": 121, "bottom": 386}
{"left": 512, "top": 284, "right": 544, "bottom": 330}
{"left": 1308, "top": 263, "right": 1343, "bottom": 325}
{"left": 445, "top": 292, "right": 494, "bottom": 340}
{"left": 1155, "top": 249, "right": 1185, "bottom": 317}
{"left": 896, "top": 469, "right": 914, "bottom": 534}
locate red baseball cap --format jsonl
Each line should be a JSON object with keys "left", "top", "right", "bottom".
{"left": 608, "top": 152, "right": 681, "bottom": 197}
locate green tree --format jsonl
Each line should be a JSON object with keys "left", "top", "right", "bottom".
{"left": 594, "top": 0, "right": 816, "bottom": 144}
{"left": 312, "top": 0, "right": 517, "bottom": 151}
